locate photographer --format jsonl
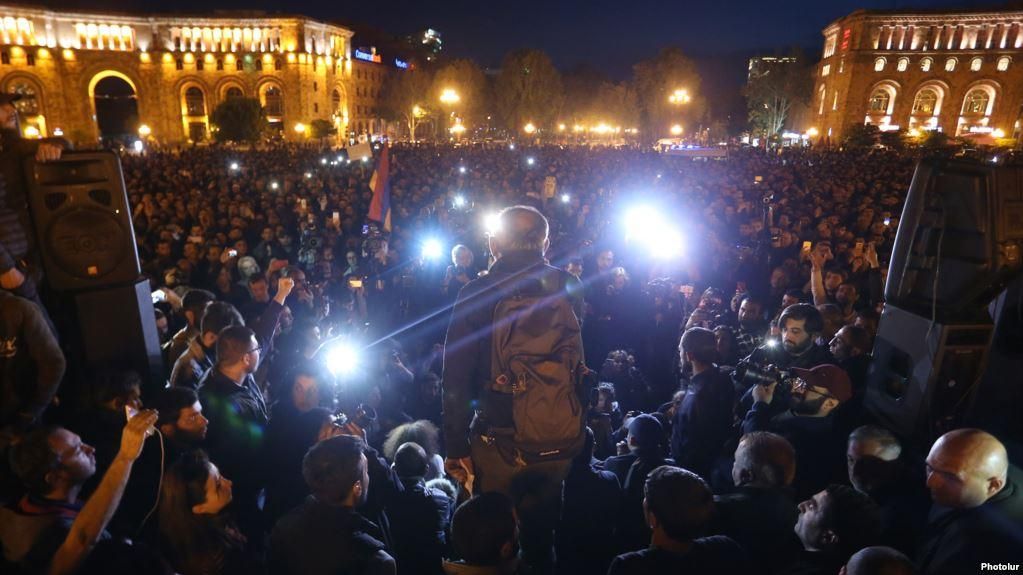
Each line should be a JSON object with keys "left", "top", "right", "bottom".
{"left": 741, "top": 365, "right": 853, "bottom": 500}
{"left": 441, "top": 244, "right": 476, "bottom": 303}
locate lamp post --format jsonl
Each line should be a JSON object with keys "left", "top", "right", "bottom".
{"left": 668, "top": 88, "right": 690, "bottom": 141}
{"left": 439, "top": 88, "right": 460, "bottom": 141}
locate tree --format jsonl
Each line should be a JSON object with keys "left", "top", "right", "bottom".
{"left": 380, "top": 68, "right": 434, "bottom": 140}
{"left": 495, "top": 49, "right": 563, "bottom": 133}
{"left": 843, "top": 124, "right": 880, "bottom": 149}
{"left": 431, "top": 59, "right": 488, "bottom": 126}
{"left": 632, "top": 47, "right": 705, "bottom": 141}
{"left": 561, "top": 65, "right": 607, "bottom": 125}
{"left": 209, "top": 97, "right": 265, "bottom": 143}
{"left": 589, "top": 81, "right": 640, "bottom": 129}
{"left": 744, "top": 50, "right": 813, "bottom": 140}
{"left": 310, "top": 119, "right": 335, "bottom": 141}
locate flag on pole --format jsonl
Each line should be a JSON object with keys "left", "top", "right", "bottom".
{"left": 368, "top": 146, "right": 392, "bottom": 232}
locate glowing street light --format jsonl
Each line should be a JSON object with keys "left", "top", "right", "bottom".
{"left": 439, "top": 88, "right": 460, "bottom": 105}
{"left": 558, "top": 123, "right": 566, "bottom": 131}
{"left": 449, "top": 123, "right": 466, "bottom": 136}
{"left": 294, "top": 122, "right": 307, "bottom": 134}
{"left": 806, "top": 127, "right": 819, "bottom": 137}
{"left": 523, "top": 122, "right": 537, "bottom": 134}
{"left": 668, "top": 89, "right": 691, "bottom": 104}
{"left": 993, "top": 128, "right": 1006, "bottom": 138}
{"left": 138, "top": 124, "right": 152, "bottom": 137}
{"left": 670, "top": 124, "right": 683, "bottom": 136}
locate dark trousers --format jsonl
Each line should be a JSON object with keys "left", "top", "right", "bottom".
{"left": 470, "top": 434, "right": 571, "bottom": 574}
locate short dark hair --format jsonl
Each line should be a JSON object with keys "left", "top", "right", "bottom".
{"left": 824, "top": 266, "right": 849, "bottom": 282}
{"left": 495, "top": 205, "right": 549, "bottom": 252}
{"left": 215, "top": 325, "right": 256, "bottom": 366}
{"left": 302, "top": 434, "right": 365, "bottom": 502}
{"left": 9, "top": 425, "right": 63, "bottom": 496}
{"left": 840, "top": 325, "right": 872, "bottom": 354}
{"left": 393, "top": 442, "right": 428, "bottom": 478}
{"left": 736, "top": 432, "right": 796, "bottom": 487}
{"left": 783, "top": 288, "right": 805, "bottom": 301}
{"left": 247, "top": 274, "right": 268, "bottom": 286}
{"left": 644, "top": 466, "right": 714, "bottom": 542}
{"left": 739, "top": 295, "right": 763, "bottom": 309}
{"left": 181, "top": 289, "right": 215, "bottom": 317}
{"left": 200, "top": 301, "right": 242, "bottom": 338}
{"left": 848, "top": 425, "right": 902, "bottom": 460}
{"left": 152, "top": 387, "right": 200, "bottom": 428}
{"left": 91, "top": 369, "right": 142, "bottom": 408}
{"left": 845, "top": 546, "right": 916, "bottom": 575}
{"left": 822, "top": 484, "right": 882, "bottom": 559}
{"left": 451, "top": 493, "right": 517, "bottom": 566}
{"left": 680, "top": 327, "right": 718, "bottom": 364}
{"left": 779, "top": 303, "right": 824, "bottom": 334}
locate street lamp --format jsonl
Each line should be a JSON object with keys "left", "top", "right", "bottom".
{"left": 523, "top": 122, "right": 536, "bottom": 134}
{"left": 670, "top": 124, "right": 683, "bottom": 136}
{"left": 294, "top": 122, "right": 307, "bottom": 136}
{"left": 668, "top": 89, "right": 691, "bottom": 104}
{"left": 138, "top": 124, "right": 152, "bottom": 138}
{"left": 439, "top": 88, "right": 460, "bottom": 105}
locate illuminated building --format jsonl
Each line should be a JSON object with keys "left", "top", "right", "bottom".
{"left": 0, "top": 4, "right": 366, "bottom": 144}
{"left": 351, "top": 46, "right": 397, "bottom": 139}
{"left": 814, "top": 8, "right": 1023, "bottom": 141}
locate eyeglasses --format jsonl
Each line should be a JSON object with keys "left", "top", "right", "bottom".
{"left": 247, "top": 345, "right": 262, "bottom": 354}
{"left": 792, "top": 378, "right": 838, "bottom": 401}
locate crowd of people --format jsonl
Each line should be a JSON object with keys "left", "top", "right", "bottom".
{"left": 1, "top": 133, "right": 1021, "bottom": 575}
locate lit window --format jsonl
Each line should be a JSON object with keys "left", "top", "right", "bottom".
{"left": 832, "top": 90, "right": 839, "bottom": 111}
{"left": 868, "top": 88, "right": 892, "bottom": 113}
{"left": 897, "top": 58, "right": 909, "bottom": 72}
{"left": 962, "top": 89, "right": 990, "bottom": 115}
{"left": 874, "top": 57, "right": 886, "bottom": 72}
{"left": 997, "top": 56, "right": 1010, "bottom": 71}
{"left": 912, "top": 89, "right": 938, "bottom": 115}
{"left": 184, "top": 87, "right": 205, "bottom": 116}
{"left": 945, "top": 58, "right": 957, "bottom": 72}
{"left": 822, "top": 64, "right": 830, "bottom": 77}
{"left": 263, "top": 85, "right": 283, "bottom": 116}
{"left": 920, "top": 58, "right": 932, "bottom": 72}
{"left": 970, "top": 57, "right": 982, "bottom": 72}
{"left": 7, "top": 81, "right": 39, "bottom": 115}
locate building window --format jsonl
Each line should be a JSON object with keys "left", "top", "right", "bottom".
{"left": 236, "top": 59, "right": 243, "bottom": 71}
{"left": 821, "top": 64, "right": 830, "bottom": 77}
{"left": 970, "top": 57, "right": 982, "bottom": 72}
{"left": 962, "top": 89, "right": 990, "bottom": 115}
{"left": 313, "top": 81, "right": 318, "bottom": 92}
{"left": 314, "top": 102, "right": 319, "bottom": 113}
{"left": 255, "top": 59, "right": 262, "bottom": 71}
{"left": 839, "top": 58, "right": 845, "bottom": 74}
{"left": 997, "top": 56, "right": 1011, "bottom": 71}
{"left": 216, "top": 59, "right": 224, "bottom": 71}
{"left": 185, "top": 87, "right": 206, "bottom": 116}
{"left": 176, "top": 59, "right": 184, "bottom": 70}
{"left": 7, "top": 82, "right": 40, "bottom": 115}
{"left": 263, "top": 85, "right": 283, "bottom": 116}
{"left": 196, "top": 59, "right": 204, "bottom": 71}
{"left": 868, "top": 88, "right": 891, "bottom": 113}
{"left": 897, "top": 57, "right": 909, "bottom": 72}
{"left": 921, "top": 57, "right": 932, "bottom": 72}
{"left": 226, "top": 86, "right": 243, "bottom": 99}
{"left": 818, "top": 86, "right": 826, "bottom": 115}
{"left": 332, "top": 89, "right": 341, "bottom": 113}
{"left": 26, "top": 53, "right": 34, "bottom": 66}
{"left": 874, "top": 57, "right": 886, "bottom": 72}
{"left": 945, "top": 58, "right": 957, "bottom": 72}
{"left": 275, "top": 59, "right": 282, "bottom": 71}
{"left": 832, "top": 90, "right": 839, "bottom": 111}
{"left": 912, "top": 89, "right": 938, "bottom": 115}
{"left": 0, "top": 52, "right": 8, "bottom": 65}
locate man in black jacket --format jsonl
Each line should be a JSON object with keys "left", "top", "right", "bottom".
{"left": 671, "top": 327, "right": 735, "bottom": 481}
{"left": 0, "top": 289, "right": 64, "bottom": 435}
{"left": 269, "top": 434, "right": 397, "bottom": 575}
{"left": 388, "top": 442, "right": 453, "bottom": 575}
{"left": 442, "top": 205, "right": 583, "bottom": 571}
{"left": 917, "top": 428, "right": 1023, "bottom": 575}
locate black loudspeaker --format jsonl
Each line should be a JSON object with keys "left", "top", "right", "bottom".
{"left": 865, "top": 304, "right": 993, "bottom": 442}
{"left": 71, "top": 277, "right": 165, "bottom": 394}
{"left": 25, "top": 151, "right": 140, "bottom": 292}
{"left": 885, "top": 159, "right": 1023, "bottom": 319}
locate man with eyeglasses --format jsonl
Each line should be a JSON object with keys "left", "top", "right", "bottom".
{"left": 742, "top": 364, "right": 853, "bottom": 500}
{"left": 198, "top": 324, "right": 272, "bottom": 541}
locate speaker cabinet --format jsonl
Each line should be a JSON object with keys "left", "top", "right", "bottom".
{"left": 25, "top": 151, "right": 140, "bottom": 291}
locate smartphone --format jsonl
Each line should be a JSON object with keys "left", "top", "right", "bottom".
{"left": 125, "top": 405, "right": 139, "bottom": 420}
{"left": 332, "top": 211, "right": 341, "bottom": 225}
{"left": 680, "top": 284, "right": 695, "bottom": 297}
{"left": 801, "top": 241, "right": 813, "bottom": 257}
{"left": 151, "top": 289, "right": 165, "bottom": 304}
{"left": 854, "top": 240, "right": 865, "bottom": 256}
{"left": 754, "top": 175, "right": 763, "bottom": 183}
{"left": 228, "top": 249, "right": 238, "bottom": 258}
{"left": 348, "top": 278, "right": 363, "bottom": 288}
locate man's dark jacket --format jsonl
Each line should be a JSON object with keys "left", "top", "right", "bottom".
{"left": 0, "top": 290, "right": 64, "bottom": 429}
{"left": 670, "top": 367, "right": 735, "bottom": 481}
{"left": 387, "top": 476, "right": 453, "bottom": 575}
{"left": 442, "top": 251, "right": 582, "bottom": 458}
{"left": 711, "top": 486, "right": 802, "bottom": 574}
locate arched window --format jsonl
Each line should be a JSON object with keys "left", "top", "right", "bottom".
{"left": 868, "top": 88, "right": 891, "bottom": 113}
{"left": 912, "top": 89, "right": 938, "bottom": 115}
{"left": 263, "top": 85, "right": 283, "bottom": 116}
{"left": 331, "top": 89, "right": 341, "bottom": 114}
{"left": 920, "top": 57, "right": 933, "bottom": 72}
{"left": 962, "top": 89, "right": 990, "bottom": 115}
{"left": 897, "top": 58, "right": 909, "bottom": 72}
{"left": 225, "top": 86, "right": 243, "bottom": 99}
{"left": 945, "top": 58, "right": 957, "bottom": 72}
{"left": 874, "top": 57, "right": 886, "bottom": 72}
{"left": 818, "top": 86, "right": 826, "bottom": 115}
{"left": 184, "top": 87, "right": 205, "bottom": 116}
{"left": 997, "top": 56, "right": 1011, "bottom": 71}
{"left": 970, "top": 57, "right": 983, "bottom": 72}
{"left": 6, "top": 80, "right": 39, "bottom": 116}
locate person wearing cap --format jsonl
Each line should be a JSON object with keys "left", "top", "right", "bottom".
{"left": 602, "top": 414, "right": 673, "bottom": 553}
{"left": 0, "top": 92, "right": 66, "bottom": 311}
{"left": 742, "top": 364, "right": 853, "bottom": 500}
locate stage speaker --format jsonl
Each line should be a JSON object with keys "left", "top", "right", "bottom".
{"left": 885, "top": 159, "right": 1023, "bottom": 319}
{"left": 865, "top": 304, "right": 993, "bottom": 442}
{"left": 25, "top": 151, "right": 140, "bottom": 292}
{"left": 70, "top": 277, "right": 165, "bottom": 394}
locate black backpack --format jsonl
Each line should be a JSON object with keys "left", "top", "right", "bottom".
{"left": 487, "top": 267, "right": 588, "bottom": 464}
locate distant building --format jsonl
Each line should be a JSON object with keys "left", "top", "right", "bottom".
{"left": 416, "top": 28, "right": 441, "bottom": 61}
{"left": 747, "top": 55, "right": 797, "bottom": 82}
{"left": 813, "top": 7, "right": 1023, "bottom": 142}
{"left": 0, "top": 3, "right": 401, "bottom": 145}
{"left": 351, "top": 46, "right": 400, "bottom": 140}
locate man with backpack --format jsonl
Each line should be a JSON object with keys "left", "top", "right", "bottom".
{"left": 443, "top": 205, "right": 587, "bottom": 572}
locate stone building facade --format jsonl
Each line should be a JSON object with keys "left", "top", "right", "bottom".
{"left": 812, "top": 8, "right": 1023, "bottom": 142}
{"left": 0, "top": 4, "right": 361, "bottom": 145}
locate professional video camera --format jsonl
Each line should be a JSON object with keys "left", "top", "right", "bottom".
{"left": 733, "top": 360, "right": 802, "bottom": 391}
{"left": 332, "top": 403, "right": 378, "bottom": 431}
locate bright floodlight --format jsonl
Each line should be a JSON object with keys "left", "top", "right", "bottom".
{"left": 320, "top": 158, "right": 328, "bottom": 165}
{"left": 361, "top": 156, "right": 369, "bottom": 163}
{"left": 421, "top": 238, "right": 444, "bottom": 260}
{"left": 270, "top": 181, "right": 279, "bottom": 190}
{"left": 624, "top": 205, "right": 684, "bottom": 259}
{"left": 526, "top": 157, "right": 535, "bottom": 166}
{"left": 509, "top": 144, "right": 516, "bottom": 150}
{"left": 484, "top": 212, "right": 502, "bottom": 235}
{"left": 454, "top": 195, "right": 467, "bottom": 208}
{"left": 560, "top": 194, "right": 570, "bottom": 203}
{"left": 459, "top": 166, "right": 467, "bottom": 174}
{"left": 230, "top": 162, "right": 240, "bottom": 171}
{"left": 326, "top": 344, "right": 359, "bottom": 376}
{"left": 304, "top": 172, "right": 312, "bottom": 179}
{"left": 133, "top": 140, "right": 144, "bottom": 153}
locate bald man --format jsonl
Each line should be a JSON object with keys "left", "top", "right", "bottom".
{"left": 841, "top": 546, "right": 916, "bottom": 575}
{"left": 917, "top": 428, "right": 1023, "bottom": 575}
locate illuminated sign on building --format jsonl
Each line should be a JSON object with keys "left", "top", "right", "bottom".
{"left": 354, "top": 49, "right": 381, "bottom": 63}
{"left": 395, "top": 58, "right": 408, "bottom": 69}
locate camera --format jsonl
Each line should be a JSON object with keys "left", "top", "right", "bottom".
{"left": 734, "top": 360, "right": 796, "bottom": 389}
{"left": 334, "top": 403, "right": 377, "bottom": 430}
